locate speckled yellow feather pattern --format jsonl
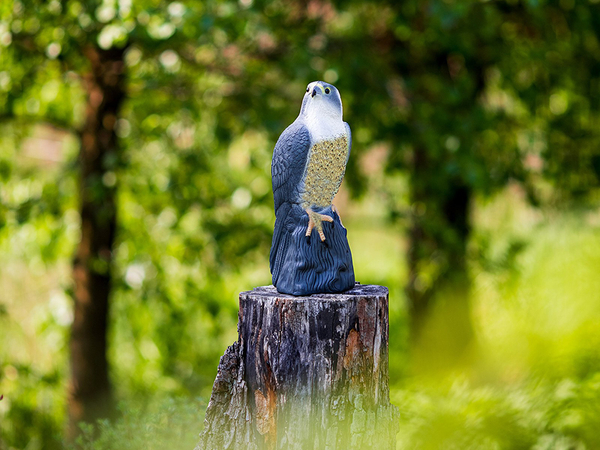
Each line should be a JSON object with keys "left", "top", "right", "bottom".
{"left": 301, "top": 135, "right": 349, "bottom": 209}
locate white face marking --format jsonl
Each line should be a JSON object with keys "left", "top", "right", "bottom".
{"left": 305, "top": 111, "right": 347, "bottom": 143}
{"left": 302, "top": 82, "right": 343, "bottom": 120}
{"left": 300, "top": 82, "right": 346, "bottom": 142}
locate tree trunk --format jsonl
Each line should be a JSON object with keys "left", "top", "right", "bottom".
{"left": 406, "top": 147, "right": 474, "bottom": 367}
{"left": 406, "top": 181, "right": 472, "bottom": 331}
{"left": 68, "top": 46, "right": 125, "bottom": 439}
{"left": 198, "top": 285, "right": 399, "bottom": 450}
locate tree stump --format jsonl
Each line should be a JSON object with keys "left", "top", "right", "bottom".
{"left": 197, "top": 284, "right": 399, "bottom": 450}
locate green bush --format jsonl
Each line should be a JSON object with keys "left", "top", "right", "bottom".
{"left": 75, "top": 398, "right": 204, "bottom": 450}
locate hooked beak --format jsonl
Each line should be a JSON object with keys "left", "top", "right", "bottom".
{"left": 311, "top": 85, "right": 322, "bottom": 98}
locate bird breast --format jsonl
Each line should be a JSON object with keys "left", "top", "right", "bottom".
{"left": 300, "top": 134, "right": 349, "bottom": 209}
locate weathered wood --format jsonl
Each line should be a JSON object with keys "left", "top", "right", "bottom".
{"left": 198, "top": 284, "right": 399, "bottom": 450}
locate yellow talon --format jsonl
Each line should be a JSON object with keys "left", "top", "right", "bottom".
{"left": 305, "top": 209, "right": 334, "bottom": 242}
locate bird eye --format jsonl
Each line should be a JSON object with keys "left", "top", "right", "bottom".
{"left": 325, "top": 88, "right": 330, "bottom": 94}
{"left": 306, "top": 87, "right": 310, "bottom": 92}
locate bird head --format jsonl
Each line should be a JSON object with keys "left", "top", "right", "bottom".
{"left": 299, "top": 81, "right": 343, "bottom": 121}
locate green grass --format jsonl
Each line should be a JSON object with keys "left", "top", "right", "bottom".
{"left": 75, "top": 398, "right": 204, "bottom": 450}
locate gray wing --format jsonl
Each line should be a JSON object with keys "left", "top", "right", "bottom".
{"left": 271, "top": 120, "right": 311, "bottom": 214}
{"left": 270, "top": 120, "right": 311, "bottom": 279}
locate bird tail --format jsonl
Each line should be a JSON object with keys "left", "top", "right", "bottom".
{"left": 270, "top": 205, "right": 355, "bottom": 295}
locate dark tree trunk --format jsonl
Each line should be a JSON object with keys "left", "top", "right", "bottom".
{"left": 68, "top": 46, "right": 125, "bottom": 439}
{"left": 376, "top": 2, "right": 489, "bottom": 359}
{"left": 406, "top": 146, "right": 474, "bottom": 363}
{"left": 199, "top": 285, "right": 399, "bottom": 450}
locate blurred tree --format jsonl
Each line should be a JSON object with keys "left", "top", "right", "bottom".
{"left": 505, "top": 1, "right": 600, "bottom": 202}
{"left": 0, "top": 0, "right": 283, "bottom": 439}
{"left": 333, "top": 0, "right": 600, "bottom": 353}
{"left": 1, "top": 0, "right": 347, "bottom": 440}
{"left": 367, "top": 1, "right": 528, "bottom": 352}
{"left": 2, "top": 0, "right": 126, "bottom": 437}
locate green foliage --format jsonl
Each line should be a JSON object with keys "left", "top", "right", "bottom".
{"left": 0, "top": 364, "right": 65, "bottom": 450}
{"left": 74, "top": 398, "right": 203, "bottom": 450}
{"left": 396, "top": 375, "right": 600, "bottom": 450}
{"left": 0, "top": 264, "right": 70, "bottom": 450}
{"left": 2, "top": 0, "right": 600, "bottom": 449}
{"left": 0, "top": 124, "right": 75, "bottom": 448}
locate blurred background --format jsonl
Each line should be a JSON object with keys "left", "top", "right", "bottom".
{"left": 2, "top": 0, "right": 600, "bottom": 448}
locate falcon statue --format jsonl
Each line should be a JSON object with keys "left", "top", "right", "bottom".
{"left": 270, "top": 81, "right": 355, "bottom": 295}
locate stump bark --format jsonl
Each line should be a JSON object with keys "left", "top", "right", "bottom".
{"left": 198, "top": 284, "right": 399, "bottom": 450}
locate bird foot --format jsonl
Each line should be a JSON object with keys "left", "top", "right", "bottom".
{"left": 305, "top": 209, "right": 334, "bottom": 242}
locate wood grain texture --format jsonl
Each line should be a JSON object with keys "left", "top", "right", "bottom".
{"left": 198, "top": 285, "right": 399, "bottom": 450}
